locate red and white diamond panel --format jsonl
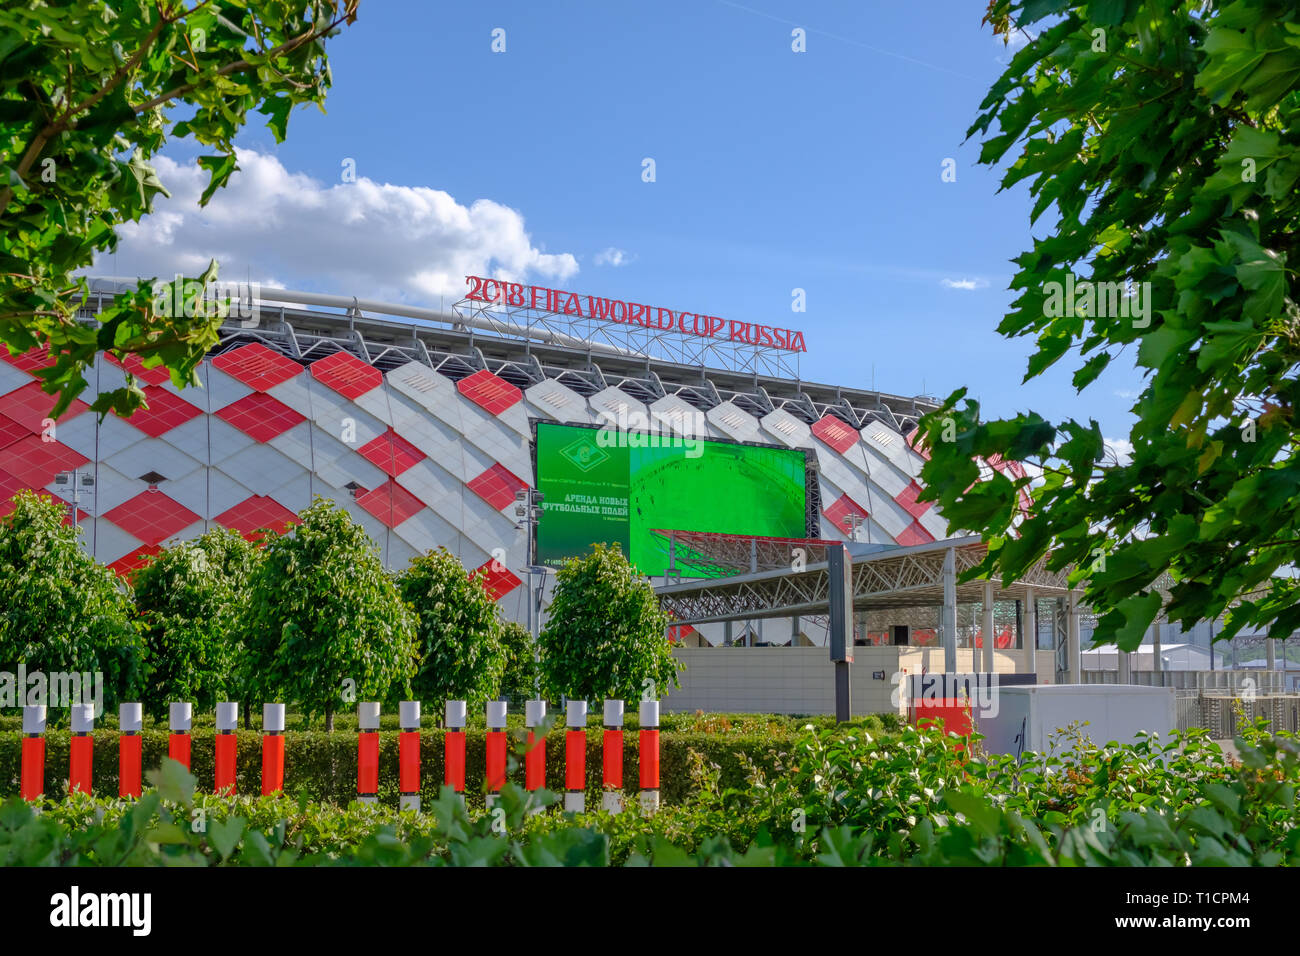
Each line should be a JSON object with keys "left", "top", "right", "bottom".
{"left": 311, "top": 350, "right": 383, "bottom": 400}
{"left": 472, "top": 558, "right": 522, "bottom": 601}
{"left": 212, "top": 343, "right": 303, "bottom": 392}
{"left": 104, "top": 489, "right": 201, "bottom": 546}
{"left": 458, "top": 369, "right": 521, "bottom": 417}
{"left": 117, "top": 386, "right": 202, "bottom": 437}
{"left": 466, "top": 462, "right": 528, "bottom": 511}
{"left": 811, "top": 414, "right": 859, "bottom": 455}
{"left": 215, "top": 495, "right": 300, "bottom": 540}
{"left": 216, "top": 392, "right": 305, "bottom": 442}
{"left": 0, "top": 381, "right": 88, "bottom": 434}
{"left": 107, "top": 353, "right": 172, "bottom": 387}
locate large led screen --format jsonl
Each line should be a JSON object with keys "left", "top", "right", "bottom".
{"left": 535, "top": 421, "right": 807, "bottom": 575}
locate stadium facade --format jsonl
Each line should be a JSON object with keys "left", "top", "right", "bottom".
{"left": 0, "top": 277, "right": 960, "bottom": 643}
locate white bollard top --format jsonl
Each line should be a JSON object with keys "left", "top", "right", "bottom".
{"left": 566, "top": 699, "right": 587, "bottom": 728}
{"left": 525, "top": 699, "right": 546, "bottom": 727}
{"left": 215, "top": 702, "right": 239, "bottom": 731}
{"left": 399, "top": 701, "right": 420, "bottom": 730}
{"left": 70, "top": 703, "right": 94, "bottom": 733}
{"left": 22, "top": 705, "right": 47, "bottom": 734}
{"left": 639, "top": 699, "right": 660, "bottom": 728}
{"left": 263, "top": 702, "right": 286, "bottom": 733}
{"left": 486, "top": 700, "right": 507, "bottom": 729}
{"left": 119, "top": 702, "right": 143, "bottom": 733}
{"left": 358, "top": 702, "right": 381, "bottom": 730}
{"left": 445, "top": 700, "right": 467, "bottom": 729}
{"left": 603, "top": 699, "right": 624, "bottom": 727}
{"left": 169, "top": 702, "right": 192, "bottom": 732}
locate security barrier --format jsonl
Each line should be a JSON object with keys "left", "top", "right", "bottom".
{"left": 15, "top": 700, "right": 662, "bottom": 813}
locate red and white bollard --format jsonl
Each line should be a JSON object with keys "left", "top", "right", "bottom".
{"left": 639, "top": 700, "right": 660, "bottom": 814}
{"left": 168, "top": 702, "right": 192, "bottom": 769}
{"left": 444, "top": 700, "right": 466, "bottom": 802}
{"left": 357, "top": 702, "right": 380, "bottom": 805}
{"left": 214, "top": 702, "right": 238, "bottom": 795}
{"left": 261, "top": 703, "right": 285, "bottom": 795}
{"left": 69, "top": 703, "right": 94, "bottom": 795}
{"left": 485, "top": 701, "right": 507, "bottom": 807}
{"left": 602, "top": 700, "right": 624, "bottom": 814}
{"left": 564, "top": 700, "right": 587, "bottom": 813}
{"left": 119, "top": 703, "right": 143, "bottom": 799}
{"left": 399, "top": 701, "right": 421, "bottom": 812}
{"left": 524, "top": 700, "right": 546, "bottom": 809}
{"left": 20, "top": 705, "right": 45, "bottom": 801}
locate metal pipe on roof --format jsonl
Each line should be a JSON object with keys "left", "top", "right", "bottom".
{"left": 85, "top": 277, "right": 639, "bottom": 358}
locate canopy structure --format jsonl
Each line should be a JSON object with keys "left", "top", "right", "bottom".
{"left": 655, "top": 534, "right": 1071, "bottom": 623}
{"left": 654, "top": 533, "right": 1080, "bottom": 680}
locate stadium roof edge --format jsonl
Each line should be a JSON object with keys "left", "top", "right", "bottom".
{"left": 80, "top": 277, "right": 942, "bottom": 432}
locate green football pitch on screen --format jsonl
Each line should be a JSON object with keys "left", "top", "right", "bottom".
{"left": 535, "top": 421, "right": 807, "bottom": 575}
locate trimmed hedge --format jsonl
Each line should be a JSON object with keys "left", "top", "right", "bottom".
{"left": 0, "top": 710, "right": 898, "bottom": 735}
{"left": 0, "top": 725, "right": 849, "bottom": 808}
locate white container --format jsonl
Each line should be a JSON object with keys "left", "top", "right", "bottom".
{"left": 70, "top": 704, "right": 94, "bottom": 733}
{"left": 358, "top": 702, "right": 381, "bottom": 730}
{"left": 603, "top": 699, "right": 624, "bottom": 727}
{"left": 263, "top": 703, "right": 286, "bottom": 733}
{"left": 23, "top": 705, "right": 47, "bottom": 734}
{"left": 445, "top": 700, "right": 467, "bottom": 729}
{"left": 639, "top": 700, "right": 659, "bottom": 728}
{"left": 525, "top": 700, "right": 546, "bottom": 727}
{"left": 119, "top": 703, "right": 143, "bottom": 733}
{"left": 399, "top": 701, "right": 420, "bottom": 730}
{"left": 975, "top": 684, "right": 1176, "bottom": 757}
{"left": 566, "top": 699, "right": 587, "bottom": 728}
{"left": 486, "top": 701, "right": 507, "bottom": 729}
{"left": 215, "top": 702, "right": 239, "bottom": 731}
{"left": 168, "top": 702, "right": 192, "bottom": 732}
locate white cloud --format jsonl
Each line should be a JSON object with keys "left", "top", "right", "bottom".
{"left": 995, "top": 28, "right": 1033, "bottom": 50}
{"left": 593, "top": 247, "right": 632, "bottom": 267}
{"left": 940, "top": 277, "right": 989, "bottom": 291}
{"left": 95, "top": 149, "right": 580, "bottom": 303}
{"left": 1104, "top": 438, "right": 1134, "bottom": 466}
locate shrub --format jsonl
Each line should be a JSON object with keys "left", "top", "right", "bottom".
{"left": 131, "top": 528, "right": 260, "bottom": 718}
{"left": 0, "top": 723, "right": 809, "bottom": 807}
{"left": 5, "top": 720, "right": 1300, "bottom": 867}
{"left": 498, "top": 619, "right": 538, "bottom": 703}
{"left": 0, "top": 490, "right": 140, "bottom": 712}
{"left": 241, "top": 498, "right": 418, "bottom": 730}
{"left": 538, "top": 542, "right": 680, "bottom": 703}
{"left": 397, "top": 549, "right": 505, "bottom": 712}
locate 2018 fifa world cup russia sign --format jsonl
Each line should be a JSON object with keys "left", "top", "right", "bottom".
{"left": 464, "top": 275, "right": 807, "bottom": 353}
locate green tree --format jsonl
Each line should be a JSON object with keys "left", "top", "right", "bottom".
{"left": 0, "top": 491, "right": 140, "bottom": 710}
{"left": 397, "top": 548, "right": 505, "bottom": 712}
{"left": 241, "top": 498, "right": 416, "bottom": 731}
{"left": 131, "top": 527, "right": 260, "bottom": 718}
{"left": 0, "top": 1, "right": 359, "bottom": 419}
{"left": 916, "top": 0, "right": 1300, "bottom": 649}
{"left": 538, "top": 543, "right": 680, "bottom": 703}
{"left": 498, "top": 618, "right": 538, "bottom": 703}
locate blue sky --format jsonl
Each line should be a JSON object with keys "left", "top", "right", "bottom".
{"left": 108, "top": 1, "right": 1145, "bottom": 444}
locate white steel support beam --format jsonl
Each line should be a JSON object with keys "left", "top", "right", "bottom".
{"left": 942, "top": 548, "right": 957, "bottom": 674}
{"left": 982, "top": 581, "right": 995, "bottom": 673}
{"left": 1067, "top": 589, "right": 1082, "bottom": 683}
{"left": 1023, "top": 586, "right": 1037, "bottom": 676}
